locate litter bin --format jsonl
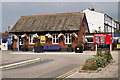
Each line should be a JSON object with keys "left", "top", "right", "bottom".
{"left": 8, "top": 45, "right": 12, "bottom": 50}
{"left": 75, "top": 45, "right": 83, "bottom": 53}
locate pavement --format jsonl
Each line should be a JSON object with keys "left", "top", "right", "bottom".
{"left": 1, "top": 50, "right": 93, "bottom": 78}
{"left": 11, "top": 51, "right": 96, "bottom": 55}
{"left": 69, "top": 51, "right": 119, "bottom": 78}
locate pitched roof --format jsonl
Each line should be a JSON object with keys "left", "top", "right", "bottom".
{"left": 115, "top": 21, "right": 120, "bottom": 24}
{"left": 0, "top": 31, "right": 10, "bottom": 35}
{"left": 10, "top": 12, "right": 85, "bottom": 32}
{"left": 0, "top": 31, "right": 10, "bottom": 39}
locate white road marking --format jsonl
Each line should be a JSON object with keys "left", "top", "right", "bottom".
{"left": 11, "top": 52, "right": 95, "bottom": 55}
{"left": 0, "top": 58, "right": 40, "bottom": 69}
{"left": 65, "top": 71, "right": 78, "bottom": 79}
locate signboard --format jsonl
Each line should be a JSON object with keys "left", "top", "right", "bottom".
{"left": 95, "top": 36, "right": 99, "bottom": 43}
{"left": 118, "top": 38, "right": 120, "bottom": 43}
{"left": 93, "top": 33, "right": 113, "bottom": 51}
{"left": 113, "top": 34, "right": 120, "bottom": 37}
{"left": 1, "top": 39, "right": 8, "bottom": 50}
{"left": 40, "top": 36, "right": 45, "bottom": 43}
{"left": 117, "top": 44, "right": 120, "bottom": 49}
{"left": 105, "top": 36, "right": 111, "bottom": 44}
{"left": 101, "top": 36, "right": 105, "bottom": 44}
{"left": 93, "top": 33, "right": 112, "bottom": 44}
{"left": 7, "top": 37, "right": 11, "bottom": 45}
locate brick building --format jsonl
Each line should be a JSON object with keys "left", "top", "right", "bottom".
{"left": 9, "top": 12, "right": 89, "bottom": 51}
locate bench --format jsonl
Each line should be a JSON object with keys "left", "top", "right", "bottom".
{"left": 43, "top": 46, "right": 61, "bottom": 51}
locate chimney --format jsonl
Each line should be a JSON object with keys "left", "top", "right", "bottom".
{"left": 88, "top": 8, "right": 95, "bottom": 11}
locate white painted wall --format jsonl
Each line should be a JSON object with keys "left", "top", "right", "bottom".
{"left": 83, "top": 9, "right": 104, "bottom": 33}
{"left": 112, "top": 20, "right": 116, "bottom": 28}
{"left": 112, "top": 27, "right": 114, "bottom": 33}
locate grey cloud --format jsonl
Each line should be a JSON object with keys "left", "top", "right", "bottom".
{"left": 2, "top": 2, "right": 118, "bottom": 32}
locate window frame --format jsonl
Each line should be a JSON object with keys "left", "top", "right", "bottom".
{"left": 65, "top": 33, "right": 71, "bottom": 44}
{"left": 52, "top": 34, "right": 59, "bottom": 44}
{"left": 108, "top": 26, "right": 112, "bottom": 32}
{"left": 29, "top": 34, "right": 34, "bottom": 44}
{"left": 95, "top": 36, "right": 99, "bottom": 43}
{"left": 104, "top": 25, "right": 108, "bottom": 32}
{"left": 19, "top": 36, "right": 24, "bottom": 45}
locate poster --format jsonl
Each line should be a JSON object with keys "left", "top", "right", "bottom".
{"left": 7, "top": 37, "right": 11, "bottom": 45}
{"left": 40, "top": 36, "right": 45, "bottom": 43}
{"left": 118, "top": 38, "right": 120, "bottom": 43}
{"left": 101, "top": 36, "right": 105, "bottom": 44}
{"left": 117, "top": 44, "right": 120, "bottom": 49}
{"left": 95, "top": 36, "right": 99, "bottom": 43}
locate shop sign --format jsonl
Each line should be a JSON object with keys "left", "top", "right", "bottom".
{"left": 118, "top": 38, "right": 120, "bottom": 43}
{"left": 40, "top": 36, "right": 45, "bottom": 43}
{"left": 117, "top": 44, "right": 120, "bottom": 49}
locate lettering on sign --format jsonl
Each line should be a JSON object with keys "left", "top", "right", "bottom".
{"left": 40, "top": 36, "right": 45, "bottom": 43}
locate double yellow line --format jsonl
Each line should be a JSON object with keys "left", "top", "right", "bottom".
{"left": 53, "top": 66, "right": 82, "bottom": 80}
{"left": 1, "top": 59, "right": 43, "bottom": 70}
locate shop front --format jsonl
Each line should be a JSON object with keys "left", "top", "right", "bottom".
{"left": 113, "top": 34, "right": 120, "bottom": 50}
{"left": 93, "top": 33, "right": 113, "bottom": 51}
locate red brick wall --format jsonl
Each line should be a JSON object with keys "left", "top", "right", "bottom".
{"left": 13, "top": 17, "right": 86, "bottom": 50}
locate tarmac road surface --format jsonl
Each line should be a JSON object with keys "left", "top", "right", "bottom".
{"left": 2, "top": 51, "right": 93, "bottom": 78}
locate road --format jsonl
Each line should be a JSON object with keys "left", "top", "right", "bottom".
{"left": 2, "top": 51, "right": 93, "bottom": 78}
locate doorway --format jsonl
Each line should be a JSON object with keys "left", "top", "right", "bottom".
{"left": 18, "top": 36, "right": 23, "bottom": 51}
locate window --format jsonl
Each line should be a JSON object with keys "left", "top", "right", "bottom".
{"left": 108, "top": 26, "right": 112, "bottom": 32}
{"left": 95, "top": 36, "right": 99, "bottom": 43}
{"left": 104, "top": 25, "right": 108, "bottom": 32}
{"left": 112, "top": 28, "right": 114, "bottom": 33}
{"left": 65, "top": 33, "right": 71, "bottom": 44}
{"left": 101, "top": 36, "right": 105, "bottom": 44}
{"left": 19, "top": 36, "right": 24, "bottom": 45}
{"left": 29, "top": 34, "right": 34, "bottom": 44}
{"left": 118, "top": 38, "right": 120, "bottom": 44}
{"left": 86, "top": 37, "right": 93, "bottom": 43}
{"left": 52, "top": 34, "right": 58, "bottom": 44}
{"left": 85, "top": 25, "right": 89, "bottom": 33}
{"left": 82, "top": 35, "right": 85, "bottom": 42}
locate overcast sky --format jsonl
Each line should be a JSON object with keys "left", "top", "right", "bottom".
{"left": 1, "top": 2, "right": 119, "bottom": 32}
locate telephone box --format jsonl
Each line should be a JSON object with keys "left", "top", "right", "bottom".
{"left": 93, "top": 33, "right": 113, "bottom": 51}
